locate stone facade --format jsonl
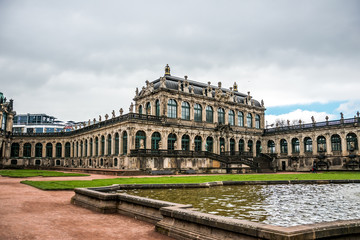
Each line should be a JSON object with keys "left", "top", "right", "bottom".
{"left": 1, "top": 66, "right": 359, "bottom": 172}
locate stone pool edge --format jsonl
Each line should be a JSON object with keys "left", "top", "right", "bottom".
{"left": 71, "top": 180, "right": 360, "bottom": 240}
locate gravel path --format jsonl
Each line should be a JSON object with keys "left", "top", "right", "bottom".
{"left": 0, "top": 174, "right": 172, "bottom": 240}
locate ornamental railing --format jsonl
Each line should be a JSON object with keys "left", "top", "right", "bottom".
{"left": 264, "top": 117, "right": 360, "bottom": 134}
{"left": 129, "top": 149, "right": 258, "bottom": 168}
{"left": 12, "top": 113, "right": 163, "bottom": 137}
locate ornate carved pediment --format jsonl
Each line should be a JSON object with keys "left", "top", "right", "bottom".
{"left": 214, "top": 123, "right": 233, "bottom": 133}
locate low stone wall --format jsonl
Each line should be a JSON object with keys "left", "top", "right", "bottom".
{"left": 71, "top": 181, "right": 360, "bottom": 240}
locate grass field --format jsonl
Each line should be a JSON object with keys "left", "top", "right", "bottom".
{"left": 0, "top": 169, "right": 89, "bottom": 178}
{"left": 21, "top": 171, "right": 360, "bottom": 190}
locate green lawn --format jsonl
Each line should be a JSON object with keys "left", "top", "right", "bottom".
{"left": 0, "top": 169, "right": 89, "bottom": 178}
{"left": 21, "top": 171, "right": 360, "bottom": 190}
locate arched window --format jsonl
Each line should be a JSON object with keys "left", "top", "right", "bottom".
{"left": 168, "top": 133, "right": 177, "bottom": 151}
{"left": 220, "top": 137, "right": 225, "bottom": 154}
{"left": 122, "top": 131, "right": 128, "bottom": 154}
{"left": 181, "top": 135, "right": 190, "bottom": 151}
{"left": 46, "top": 143, "right": 53, "bottom": 158}
{"left": 107, "top": 134, "right": 112, "bottom": 156}
{"left": 181, "top": 102, "right": 190, "bottom": 120}
{"left": 248, "top": 140, "right": 253, "bottom": 153}
{"left": 80, "top": 141, "right": 83, "bottom": 157}
{"left": 35, "top": 143, "right": 42, "bottom": 158}
{"left": 95, "top": 137, "right": 99, "bottom": 156}
{"left": 238, "top": 111, "right": 244, "bottom": 127}
{"left": 239, "top": 139, "right": 245, "bottom": 153}
{"left": 138, "top": 105, "right": 143, "bottom": 115}
{"left": 255, "top": 114, "right": 260, "bottom": 129}
{"left": 280, "top": 139, "right": 288, "bottom": 154}
{"left": 115, "top": 133, "right": 119, "bottom": 155}
{"left": 331, "top": 134, "right": 341, "bottom": 151}
{"left": 135, "top": 131, "right": 146, "bottom": 149}
{"left": 85, "top": 140, "right": 88, "bottom": 157}
{"left": 347, "top": 133, "right": 358, "bottom": 151}
{"left": 146, "top": 102, "right": 151, "bottom": 115}
{"left": 267, "top": 140, "right": 275, "bottom": 153}
{"left": 167, "top": 99, "right": 177, "bottom": 118}
{"left": 114, "top": 158, "right": 118, "bottom": 166}
{"left": 24, "top": 143, "right": 31, "bottom": 158}
{"left": 304, "top": 137, "right": 312, "bottom": 152}
{"left": 206, "top": 137, "right": 213, "bottom": 152}
{"left": 247, "top": 113, "right": 253, "bottom": 128}
{"left": 151, "top": 132, "right": 161, "bottom": 150}
{"left": 155, "top": 99, "right": 160, "bottom": 117}
{"left": 101, "top": 136, "right": 105, "bottom": 156}
{"left": 291, "top": 138, "right": 300, "bottom": 153}
{"left": 317, "top": 136, "right": 326, "bottom": 152}
{"left": 228, "top": 110, "right": 235, "bottom": 126}
{"left": 195, "top": 136, "right": 202, "bottom": 152}
{"left": 218, "top": 108, "right": 225, "bottom": 124}
{"left": 256, "top": 140, "right": 262, "bottom": 156}
{"left": 194, "top": 104, "right": 202, "bottom": 122}
{"left": 89, "top": 159, "right": 92, "bottom": 166}
{"left": 11, "top": 143, "right": 19, "bottom": 157}
{"left": 65, "top": 142, "right": 71, "bottom": 157}
{"left": 56, "top": 143, "right": 62, "bottom": 158}
{"left": 230, "top": 138, "right": 235, "bottom": 155}
{"left": 89, "top": 139, "right": 93, "bottom": 157}
{"left": 206, "top": 106, "right": 213, "bottom": 123}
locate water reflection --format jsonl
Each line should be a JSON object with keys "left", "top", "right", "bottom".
{"left": 118, "top": 184, "right": 360, "bottom": 226}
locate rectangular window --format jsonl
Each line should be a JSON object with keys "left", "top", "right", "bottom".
{"left": 35, "top": 128, "right": 43, "bottom": 133}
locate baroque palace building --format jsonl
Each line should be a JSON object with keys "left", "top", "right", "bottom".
{"left": 1, "top": 65, "right": 359, "bottom": 173}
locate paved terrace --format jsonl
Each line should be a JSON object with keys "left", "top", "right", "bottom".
{"left": 0, "top": 173, "right": 172, "bottom": 240}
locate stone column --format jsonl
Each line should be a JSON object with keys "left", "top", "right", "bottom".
{"left": 61, "top": 141, "right": 65, "bottom": 158}
{"left": 112, "top": 135, "right": 116, "bottom": 155}
{"left": 19, "top": 143, "right": 24, "bottom": 158}
{"left": 287, "top": 137, "right": 292, "bottom": 157}
{"left": 244, "top": 111, "right": 248, "bottom": 127}
{"left": 6, "top": 113, "right": 14, "bottom": 132}
{"left": 313, "top": 136, "right": 318, "bottom": 155}
{"left": 177, "top": 100, "right": 181, "bottom": 119}
{"left": 252, "top": 113, "right": 256, "bottom": 129}
{"left": 325, "top": 135, "right": 331, "bottom": 155}
{"left": 104, "top": 136, "right": 108, "bottom": 156}
{"left": 341, "top": 132, "right": 347, "bottom": 156}
{"left": 235, "top": 137, "right": 239, "bottom": 152}
{"left": 224, "top": 109, "right": 229, "bottom": 125}
{"left": 31, "top": 142, "right": 35, "bottom": 158}
{"left": 275, "top": 139, "right": 280, "bottom": 155}
{"left": 214, "top": 106, "right": 218, "bottom": 124}
{"left": 146, "top": 132, "right": 151, "bottom": 150}
{"left": 202, "top": 104, "right": 206, "bottom": 122}
{"left": 4, "top": 140, "right": 11, "bottom": 159}
{"left": 52, "top": 143, "right": 56, "bottom": 158}
{"left": 0, "top": 112, "right": 3, "bottom": 130}
{"left": 299, "top": 136, "right": 304, "bottom": 156}
{"left": 190, "top": 102, "right": 194, "bottom": 121}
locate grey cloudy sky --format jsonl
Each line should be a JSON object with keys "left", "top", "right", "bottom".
{"left": 1, "top": 0, "right": 359, "bottom": 123}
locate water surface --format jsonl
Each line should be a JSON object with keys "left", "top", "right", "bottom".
{"left": 118, "top": 184, "right": 360, "bottom": 226}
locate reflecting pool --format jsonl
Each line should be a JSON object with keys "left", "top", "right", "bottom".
{"left": 118, "top": 184, "right": 360, "bottom": 226}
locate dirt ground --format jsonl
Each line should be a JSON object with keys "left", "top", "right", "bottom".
{"left": 0, "top": 174, "right": 172, "bottom": 240}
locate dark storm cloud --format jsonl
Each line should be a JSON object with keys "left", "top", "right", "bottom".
{"left": 0, "top": 0, "right": 359, "bottom": 121}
